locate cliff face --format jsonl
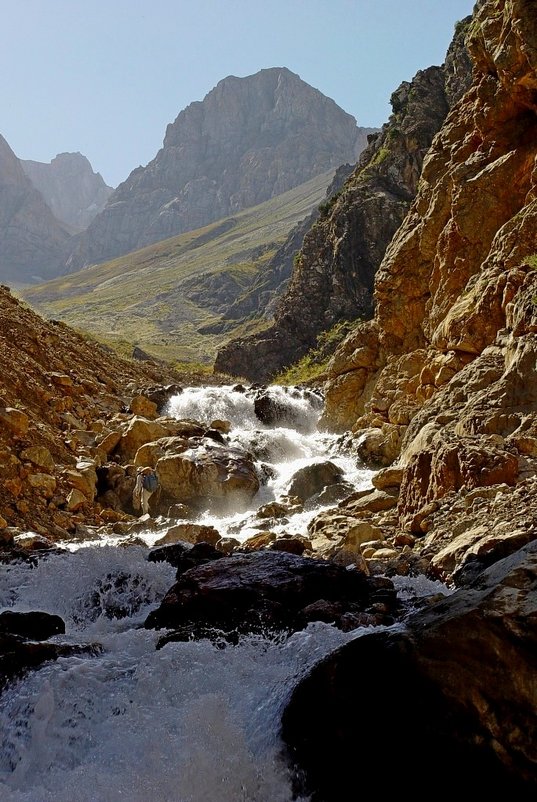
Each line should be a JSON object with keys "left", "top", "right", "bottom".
{"left": 215, "top": 22, "right": 472, "bottom": 382}
{"left": 66, "top": 68, "right": 371, "bottom": 270}
{"left": 0, "top": 135, "right": 71, "bottom": 285}
{"left": 318, "top": 0, "right": 537, "bottom": 573}
{"left": 221, "top": 163, "right": 356, "bottom": 324}
{"left": 21, "top": 152, "right": 113, "bottom": 232}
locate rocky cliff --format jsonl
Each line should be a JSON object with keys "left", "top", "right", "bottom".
{"left": 221, "top": 163, "right": 356, "bottom": 323}
{"left": 0, "top": 135, "right": 71, "bottom": 285}
{"left": 66, "top": 68, "right": 372, "bottom": 270}
{"left": 306, "top": 0, "right": 537, "bottom": 583}
{"left": 21, "top": 152, "right": 113, "bottom": 232}
{"left": 215, "top": 21, "right": 472, "bottom": 382}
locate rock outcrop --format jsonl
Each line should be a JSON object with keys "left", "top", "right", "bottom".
{"left": 283, "top": 542, "right": 537, "bottom": 799}
{"left": 214, "top": 21, "right": 473, "bottom": 382}
{"left": 66, "top": 68, "right": 371, "bottom": 270}
{"left": 300, "top": 0, "right": 537, "bottom": 585}
{"left": 0, "top": 134, "right": 71, "bottom": 284}
{"left": 21, "top": 152, "right": 113, "bottom": 232}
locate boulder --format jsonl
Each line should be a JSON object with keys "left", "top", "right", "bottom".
{"left": 145, "top": 550, "right": 397, "bottom": 636}
{"left": 0, "top": 611, "right": 65, "bottom": 640}
{"left": 20, "top": 446, "right": 55, "bottom": 471}
{"left": 282, "top": 542, "right": 537, "bottom": 799}
{"left": 156, "top": 441, "right": 260, "bottom": 509}
{"left": 154, "top": 523, "right": 221, "bottom": 547}
{"left": 242, "top": 531, "right": 277, "bottom": 551}
{"left": 117, "top": 417, "right": 169, "bottom": 461}
{"left": 129, "top": 394, "right": 158, "bottom": 418}
{"left": 0, "top": 407, "right": 29, "bottom": 437}
{"left": 148, "top": 541, "right": 224, "bottom": 575}
{"left": 66, "top": 488, "right": 87, "bottom": 511}
{"left": 287, "top": 461, "right": 343, "bottom": 502}
{"left": 269, "top": 535, "right": 311, "bottom": 556}
{"left": 254, "top": 392, "right": 299, "bottom": 428}
{"left": 26, "top": 472, "right": 56, "bottom": 498}
{"left": 63, "top": 467, "right": 96, "bottom": 500}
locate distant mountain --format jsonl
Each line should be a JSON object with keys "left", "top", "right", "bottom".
{"left": 21, "top": 152, "right": 113, "bottom": 232}
{"left": 66, "top": 67, "right": 374, "bottom": 271}
{"left": 0, "top": 134, "right": 71, "bottom": 285}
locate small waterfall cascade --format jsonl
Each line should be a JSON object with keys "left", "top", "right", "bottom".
{"left": 165, "top": 385, "right": 375, "bottom": 544}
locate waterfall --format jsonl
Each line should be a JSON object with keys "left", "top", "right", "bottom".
{"left": 164, "top": 385, "right": 375, "bottom": 545}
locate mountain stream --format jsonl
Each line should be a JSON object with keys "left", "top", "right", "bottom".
{"left": 0, "top": 385, "right": 445, "bottom": 801}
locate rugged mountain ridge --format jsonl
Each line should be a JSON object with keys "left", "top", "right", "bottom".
{"left": 215, "top": 21, "right": 473, "bottom": 381}
{"left": 66, "top": 68, "right": 372, "bottom": 270}
{"left": 302, "top": 0, "right": 537, "bottom": 586}
{"left": 0, "top": 135, "right": 71, "bottom": 285}
{"left": 21, "top": 152, "right": 113, "bottom": 232}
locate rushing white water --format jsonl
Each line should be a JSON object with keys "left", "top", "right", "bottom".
{"left": 0, "top": 386, "right": 392, "bottom": 801}
{"left": 164, "top": 385, "right": 375, "bottom": 545}
{"left": 0, "top": 546, "right": 365, "bottom": 802}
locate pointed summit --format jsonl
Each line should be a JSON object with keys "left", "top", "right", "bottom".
{"left": 0, "top": 134, "right": 70, "bottom": 285}
{"left": 66, "top": 67, "right": 370, "bottom": 270}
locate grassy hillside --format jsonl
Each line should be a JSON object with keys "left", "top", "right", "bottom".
{"left": 23, "top": 170, "right": 333, "bottom": 364}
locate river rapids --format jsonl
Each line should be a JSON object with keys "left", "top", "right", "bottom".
{"left": 0, "top": 385, "right": 446, "bottom": 801}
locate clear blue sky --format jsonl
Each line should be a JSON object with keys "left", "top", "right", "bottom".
{"left": 2, "top": 0, "right": 475, "bottom": 187}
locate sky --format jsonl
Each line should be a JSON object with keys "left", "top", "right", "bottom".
{"left": 2, "top": 0, "right": 475, "bottom": 188}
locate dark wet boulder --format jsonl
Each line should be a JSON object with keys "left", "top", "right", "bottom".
{"left": 0, "top": 610, "right": 65, "bottom": 640}
{"left": 282, "top": 542, "right": 537, "bottom": 800}
{"left": 252, "top": 388, "right": 320, "bottom": 431}
{"left": 144, "top": 550, "right": 398, "bottom": 636}
{"left": 148, "top": 540, "right": 225, "bottom": 577}
{"left": 0, "top": 612, "right": 101, "bottom": 692}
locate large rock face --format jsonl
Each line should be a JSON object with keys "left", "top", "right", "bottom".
{"left": 0, "top": 134, "right": 71, "bottom": 285}
{"left": 307, "top": 0, "right": 537, "bottom": 584}
{"left": 282, "top": 542, "right": 537, "bottom": 799}
{"left": 66, "top": 67, "right": 370, "bottom": 270}
{"left": 214, "top": 22, "right": 472, "bottom": 382}
{"left": 21, "top": 152, "right": 113, "bottom": 232}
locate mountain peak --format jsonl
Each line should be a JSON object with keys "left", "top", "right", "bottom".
{"left": 66, "top": 67, "right": 368, "bottom": 270}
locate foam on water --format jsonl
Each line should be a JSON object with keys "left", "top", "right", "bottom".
{"left": 163, "top": 385, "right": 374, "bottom": 543}
{"left": 166, "top": 385, "right": 322, "bottom": 434}
{"left": 0, "top": 548, "right": 360, "bottom": 802}
{"left": 0, "top": 385, "right": 384, "bottom": 800}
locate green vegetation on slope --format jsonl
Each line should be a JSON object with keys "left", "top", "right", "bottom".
{"left": 275, "top": 320, "right": 356, "bottom": 385}
{"left": 22, "top": 170, "right": 335, "bottom": 365}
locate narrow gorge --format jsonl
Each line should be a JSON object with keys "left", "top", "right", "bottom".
{"left": 0, "top": 1, "right": 536, "bottom": 800}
